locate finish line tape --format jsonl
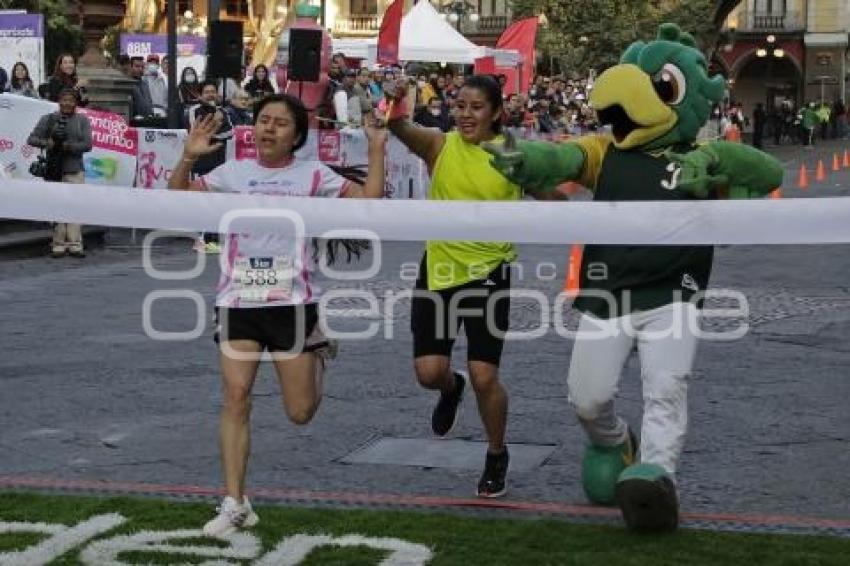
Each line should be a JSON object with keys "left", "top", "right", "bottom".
{"left": 2, "top": 179, "right": 850, "bottom": 245}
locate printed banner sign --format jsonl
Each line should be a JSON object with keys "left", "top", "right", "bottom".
{"left": 136, "top": 129, "right": 188, "bottom": 189}
{"left": 0, "top": 14, "right": 45, "bottom": 85}
{"left": 0, "top": 95, "right": 137, "bottom": 186}
{"left": 0, "top": 14, "right": 43, "bottom": 37}
{"left": 0, "top": 94, "right": 429, "bottom": 198}
{"left": 120, "top": 33, "right": 207, "bottom": 80}
{"left": 79, "top": 108, "right": 137, "bottom": 187}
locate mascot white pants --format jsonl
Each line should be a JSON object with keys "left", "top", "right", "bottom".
{"left": 568, "top": 301, "right": 700, "bottom": 531}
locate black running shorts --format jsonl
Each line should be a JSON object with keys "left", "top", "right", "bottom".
{"left": 411, "top": 256, "right": 511, "bottom": 366}
{"left": 214, "top": 304, "right": 319, "bottom": 353}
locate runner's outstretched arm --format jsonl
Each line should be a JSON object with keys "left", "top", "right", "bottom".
{"left": 345, "top": 115, "right": 388, "bottom": 199}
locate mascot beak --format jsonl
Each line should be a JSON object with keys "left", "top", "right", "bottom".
{"left": 590, "top": 64, "right": 678, "bottom": 149}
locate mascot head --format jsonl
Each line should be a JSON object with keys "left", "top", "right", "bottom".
{"left": 590, "top": 23, "right": 726, "bottom": 150}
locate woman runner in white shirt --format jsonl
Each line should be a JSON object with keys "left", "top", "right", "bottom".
{"left": 169, "top": 94, "right": 387, "bottom": 536}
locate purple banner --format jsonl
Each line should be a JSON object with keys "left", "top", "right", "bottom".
{"left": 120, "top": 34, "right": 207, "bottom": 57}
{"left": 0, "top": 14, "right": 43, "bottom": 38}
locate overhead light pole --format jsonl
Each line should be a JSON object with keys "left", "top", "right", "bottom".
{"left": 167, "top": 0, "right": 178, "bottom": 128}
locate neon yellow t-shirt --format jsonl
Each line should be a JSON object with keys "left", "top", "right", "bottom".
{"left": 426, "top": 131, "right": 521, "bottom": 290}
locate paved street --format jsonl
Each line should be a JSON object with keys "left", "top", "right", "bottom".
{"left": 1, "top": 141, "right": 849, "bottom": 523}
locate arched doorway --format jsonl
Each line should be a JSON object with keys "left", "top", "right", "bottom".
{"left": 731, "top": 51, "right": 802, "bottom": 114}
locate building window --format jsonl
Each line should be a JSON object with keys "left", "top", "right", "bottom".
{"left": 350, "top": 0, "right": 378, "bottom": 15}
{"left": 225, "top": 0, "right": 249, "bottom": 18}
{"left": 763, "top": 0, "right": 786, "bottom": 14}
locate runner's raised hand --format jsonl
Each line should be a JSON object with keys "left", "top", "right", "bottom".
{"left": 183, "top": 113, "right": 223, "bottom": 159}
{"left": 363, "top": 112, "right": 388, "bottom": 149}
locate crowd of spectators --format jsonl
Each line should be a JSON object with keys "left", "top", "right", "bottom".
{"left": 317, "top": 54, "right": 600, "bottom": 139}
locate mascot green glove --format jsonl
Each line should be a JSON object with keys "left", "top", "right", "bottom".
{"left": 486, "top": 23, "right": 784, "bottom": 533}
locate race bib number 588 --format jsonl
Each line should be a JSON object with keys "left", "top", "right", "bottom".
{"left": 232, "top": 256, "right": 294, "bottom": 302}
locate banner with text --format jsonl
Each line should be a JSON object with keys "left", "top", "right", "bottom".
{"left": 136, "top": 129, "right": 188, "bottom": 189}
{"left": 0, "top": 95, "right": 137, "bottom": 186}
{"left": 0, "top": 94, "right": 429, "bottom": 197}
{"left": 120, "top": 33, "right": 207, "bottom": 81}
{"left": 0, "top": 14, "right": 44, "bottom": 85}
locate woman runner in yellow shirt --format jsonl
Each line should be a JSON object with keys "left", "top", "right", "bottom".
{"left": 386, "top": 74, "right": 555, "bottom": 497}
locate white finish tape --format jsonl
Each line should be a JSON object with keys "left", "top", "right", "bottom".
{"left": 1, "top": 179, "right": 846, "bottom": 245}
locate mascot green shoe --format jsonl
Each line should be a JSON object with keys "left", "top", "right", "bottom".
{"left": 615, "top": 463, "right": 679, "bottom": 533}
{"left": 581, "top": 428, "right": 637, "bottom": 505}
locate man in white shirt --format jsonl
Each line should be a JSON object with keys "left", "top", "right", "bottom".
{"left": 143, "top": 54, "right": 168, "bottom": 117}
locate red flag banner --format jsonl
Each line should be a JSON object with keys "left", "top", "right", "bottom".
{"left": 474, "top": 56, "right": 496, "bottom": 75}
{"left": 495, "top": 17, "right": 539, "bottom": 95}
{"left": 377, "top": 0, "right": 404, "bottom": 65}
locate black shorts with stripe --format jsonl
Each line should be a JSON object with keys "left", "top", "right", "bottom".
{"left": 411, "top": 255, "right": 511, "bottom": 366}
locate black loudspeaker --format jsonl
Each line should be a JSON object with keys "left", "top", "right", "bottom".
{"left": 288, "top": 28, "right": 322, "bottom": 82}
{"left": 207, "top": 20, "right": 244, "bottom": 79}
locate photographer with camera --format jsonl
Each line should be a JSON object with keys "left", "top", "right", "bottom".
{"left": 27, "top": 88, "right": 92, "bottom": 258}
{"left": 187, "top": 80, "right": 234, "bottom": 253}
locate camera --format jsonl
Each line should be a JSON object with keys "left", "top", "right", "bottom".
{"left": 194, "top": 103, "right": 218, "bottom": 120}
{"left": 29, "top": 154, "right": 47, "bottom": 178}
{"left": 192, "top": 104, "right": 233, "bottom": 142}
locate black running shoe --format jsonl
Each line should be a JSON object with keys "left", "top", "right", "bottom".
{"left": 431, "top": 371, "right": 466, "bottom": 436}
{"left": 477, "top": 448, "right": 509, "bottom": 498}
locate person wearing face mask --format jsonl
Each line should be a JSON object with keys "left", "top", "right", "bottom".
{"left": 143, "top": 54, "right": 168, "bottom": 117}
{"left": 415, "top": 73, "right": 436, "bottom": 109}
{"left": 414, "top": 96, "right": 450, "bottom": 132}
{"left": 179, "top": 66, "right": 202, "bottom": 106}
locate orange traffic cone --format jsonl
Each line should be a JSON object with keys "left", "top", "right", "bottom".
{"left": 833, "top": 154, "right": 841, "bottom": 172}
{"left": 844, "top": 150, "right": 850, "bottom": 168}
{"left": 798, "top": 164, "right": 809, "bottom": 189}
{"left": 816, "top": 159, "right": 826, "bottom": 181}
{"left": 563, "top": 244, "right": 583, "bottom": 295}
{"left": 769, "top": 188, "right": 782, "bottom": 199}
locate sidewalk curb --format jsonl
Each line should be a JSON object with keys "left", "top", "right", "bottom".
{"left": 0, "top": 225, "right": 107, "bottom": 251}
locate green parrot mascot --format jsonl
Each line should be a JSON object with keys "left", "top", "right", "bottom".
{"left": 486, "top": 23, "right": 784, "bottom": 532}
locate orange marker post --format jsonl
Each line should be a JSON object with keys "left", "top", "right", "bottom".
{"left": 564, "top": 244, "right": 583, "bottom": 296}
{"left": 833, "top": 153, "right": 841, "bottom": 172}
{"left": 798, "top": 164, "right": 809, "bottom": 189}
{"left": 816, "top": 159, "right": 826, "bottom": 182}
{"left": 844, "top": 150, "right": 850, "bottom": 168}
{"left": 769, "top": 188, "right": 782, "bottom": 199}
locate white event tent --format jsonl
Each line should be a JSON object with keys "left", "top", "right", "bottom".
{"left": 332, "top": 1, "right": 520, "bottom": 67}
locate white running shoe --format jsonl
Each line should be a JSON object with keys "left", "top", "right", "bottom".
{"left": 202, "top": 496, "right": 260, "bottom": 537}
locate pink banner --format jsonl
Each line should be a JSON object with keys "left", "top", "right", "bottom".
{"left": 318, "top": 131, "right": 340, "bottom": 163}
{"left": 234, "top": 126, "right": 256, "bottom": 161}
{"left": 79, "top": 108, "right": 137, "bottom": 156}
